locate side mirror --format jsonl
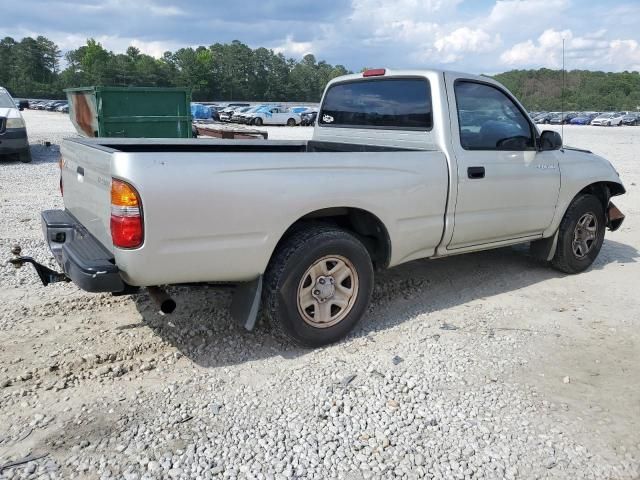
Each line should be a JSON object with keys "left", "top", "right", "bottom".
{"left": 539, "top": 130, "right": 562, "bottom": 151}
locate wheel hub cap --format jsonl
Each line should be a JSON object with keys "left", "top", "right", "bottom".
{"left": 297, "top": 255, "right": 359, "bottom": 329}
{"left": 312, "top": 276, "right": 335, "bottom": 303}
{"left": 572, "top": 212, "right": 598, "bottom": 259}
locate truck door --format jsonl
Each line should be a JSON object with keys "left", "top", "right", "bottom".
{"left": 445, "top": 76, "right": 561, "bottom": 250}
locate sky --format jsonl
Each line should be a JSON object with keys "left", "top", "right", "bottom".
{"left": 2, "top": 0, "right": 640, "bottom": 74}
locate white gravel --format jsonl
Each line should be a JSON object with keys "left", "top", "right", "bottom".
{"left": 0, "top": 110, "right": 638, "bottom": 479}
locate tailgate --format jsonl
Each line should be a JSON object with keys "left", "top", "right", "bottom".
{"left": 60, "top": 139, "right": 114, "bottom": 253}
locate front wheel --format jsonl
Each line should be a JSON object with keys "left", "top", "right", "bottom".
{"left": 18, "top": 149, "right": 32, "bottom": 163}
{"left": 253, "top": 117, "right": 263, "bottom": 126}
{"left": 263, "top": 225, "right": 374, "bottom": 347}
{"left": 551, "top": 194, "right": 605, "bottom": 274}
{"left": 286, "top": 118, "right": 296, "bottom": 126}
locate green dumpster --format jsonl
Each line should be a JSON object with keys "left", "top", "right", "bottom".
{"left": 65, "top": 86, "right": 192, "bottom": 138}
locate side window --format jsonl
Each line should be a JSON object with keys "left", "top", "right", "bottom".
{"left": 455, "top": 81, "right": 535, "bottom": 151}
{"left": 319, "top": 78, "right": 432, "bottom": 130}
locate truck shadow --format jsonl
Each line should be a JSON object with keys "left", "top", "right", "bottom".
{"left": 134, "top": 239, "right": 638, "bottom": 368}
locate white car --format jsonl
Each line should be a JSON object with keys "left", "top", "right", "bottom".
{"left": 606, "top": 113, "right": 627, "bottom": 126}
{"left": 591, "top": 113, "right": 623, "bottom": 126}
{"left": 245, "top": 106, "right": 301, "bottom": 126}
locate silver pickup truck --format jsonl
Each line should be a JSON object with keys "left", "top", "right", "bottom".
{"left": 13, "top": 68, "right": 626, "bottom": 347}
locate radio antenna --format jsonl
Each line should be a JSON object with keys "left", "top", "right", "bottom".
{"left": 561, "top": 38, "right": 565, "bottom": 143}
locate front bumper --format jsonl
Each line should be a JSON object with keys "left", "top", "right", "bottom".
{"left": 41, "top": 209, "right": 125, "bottom": 292}
{"left": 0, "top": 127, "right": 29, "bottom": 155}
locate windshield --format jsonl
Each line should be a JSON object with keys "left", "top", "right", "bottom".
{"left": 0, "top": 90, "right": 16, "bottom": 108}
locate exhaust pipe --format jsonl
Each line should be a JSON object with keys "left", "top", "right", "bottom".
{"left": 147, "top": 286, "right": 176, "bottom": 314}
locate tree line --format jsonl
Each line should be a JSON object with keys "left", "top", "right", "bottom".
{"left": 0, "top": 37, "right": 350, "bottom": 102}
{"left": 1, "top": 36, "right": 639, "bottom": 109}
{"left": 493, "top": 68, "right": 640, "bottom": 112}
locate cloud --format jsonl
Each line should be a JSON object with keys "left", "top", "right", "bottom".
{"left": 434, "top": 27, "right": 502, "bottom": 63}
{"left": 3, "top": 0, "right": 640, "bottom": 73}
{"left": 500, "top": 28, "right": 640, "bottom": 71}
{"left": 273, "top": 36, "right": 314, "bottom": 57}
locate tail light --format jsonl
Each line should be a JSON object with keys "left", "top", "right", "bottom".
{"left": 110, "top": 179, "right": 143, "bottom": 248}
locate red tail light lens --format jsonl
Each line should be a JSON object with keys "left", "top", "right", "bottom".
{"left": 110, "top": 179, "right": 143, "bottom": 248}
{"left": 110, "top": 215, "right": 143, "bottom": 248}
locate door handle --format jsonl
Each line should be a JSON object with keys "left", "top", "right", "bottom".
{"left": 467, "top": 166, "right": 485, "bottom": 179}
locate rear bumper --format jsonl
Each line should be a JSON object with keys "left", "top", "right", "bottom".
{"left": 42, "top": 209, "right": 125, "bottom": 292}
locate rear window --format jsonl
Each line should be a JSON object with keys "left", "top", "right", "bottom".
{"left": 319, "top": 78, "right": 432, "bottom": 130}
{"left": 0, "top": 90, "right": 15, "bottom": 108}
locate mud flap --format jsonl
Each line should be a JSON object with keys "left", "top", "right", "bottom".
{"left": 530, "top": 231, "right": 559, "bottom": 262}
{"left": 230, "top": 275, "right": 263, "bottom": 331}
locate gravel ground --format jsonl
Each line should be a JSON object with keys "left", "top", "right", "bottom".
{"left": 0, "top": 110, "right": 638, "bottom": 479}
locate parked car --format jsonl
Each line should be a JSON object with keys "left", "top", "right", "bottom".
{"left": 35, "top": 101, "right": 53, "bottom": 110}
{"left": 46, "top": 101, "right": 66, "bottom": 112}
{"left": 219, "top": 106, "right": 245, "bottom": 122}
{"left": 534, "top": 112, "right": 558, "bottom": 124}
{"left": 245, "top": 106, "right": 302, "bottom": 126}
{"left": 549, "top": 113, "right": 578, "bottom": 125}
{"left": 230, "top": 106, "right": 256, "bottom": 123}
{"left": 14, "top": 68, "right": 626, "bottom": 348}
{"left": 606, "top": 112, "right": 628, "bottom": 126}
{"left": 55, "top": 103, "right": 69, "bottom": 113}
{"left": 289, "top": 106, "right": 312, "bottom": 114}
{"left": 621, "top": 113, "right": 640, "bottom": 126}
{"left": 0, "top": 86, "right": 31, "bottom": 162}
{"left": 13, "top": 98, "right": 28, "bottom": 110}
{"left": 570, "top": 113, "right": 598, "bottom": 125}
{"left": 300, "top": 110, "right": 318, "bottom": 126}
{"left": 591, "top": 113, "right": 617, "bottom": 126}
{"left": 231, "top": 106, "right": 268, "bottom": 124}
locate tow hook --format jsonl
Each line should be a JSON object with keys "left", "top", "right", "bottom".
{"left": 8, "top": 245, "right": 70, "bottom": 287}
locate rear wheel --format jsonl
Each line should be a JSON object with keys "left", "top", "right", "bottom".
{"left": 263, "top": 225, "right": 374, "bottom": 347}
{"left": 551, "top": 194, "right": 605, "bottom": 274}
{"left": 286, "top": 118, "right": 296, "bottom": 126}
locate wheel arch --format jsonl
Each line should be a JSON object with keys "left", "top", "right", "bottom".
{"left": 270, "top": 207, "right": 392, "bottom": 271}
{"left": 577, "top": 181, "right": 625, "bottom": 209}
{"left": 546, "top": 181, "right": 622, "bottom": 234}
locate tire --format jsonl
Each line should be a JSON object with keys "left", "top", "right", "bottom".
{"left": 551, "top": 194, "right": 605, "bottom": 274}
{"left": 286, "top": 118, "right": 296, "bottom": 126}
{"left": 254, "top": 117, "right": 263, "bottom": 126}
{"left": 263, "top": 225, "right": 374, "bottom": 347}
{"left": 18, "top": 149, "right": 32, "bottom": 163}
